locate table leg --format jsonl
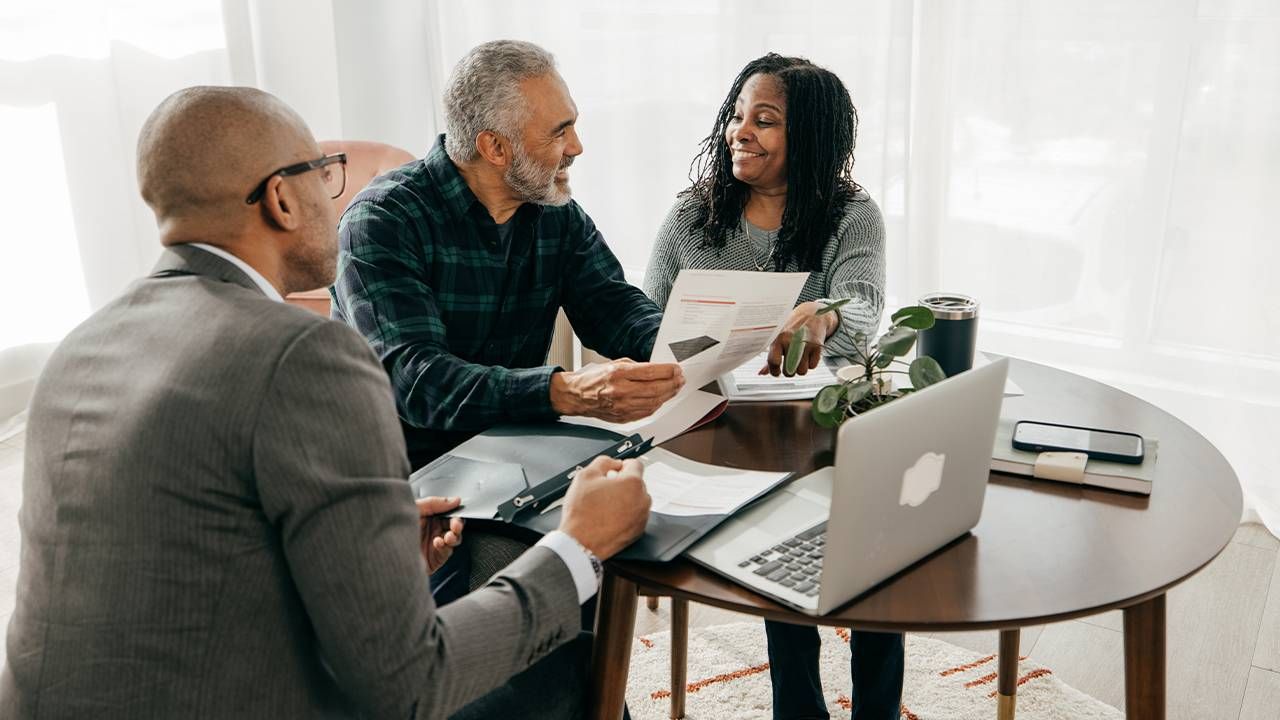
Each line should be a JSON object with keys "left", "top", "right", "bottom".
{"left": 588, "top": 572, "right": 639, "bottom": 720}
{"left": 997, "top": 629, "right": 1020, "bottom": 720}
{"left": 1123, "top": 593, "right": 1166, "bottom": 720}
{"left": 670, "top": 597, "right": 689, "bottom": 719}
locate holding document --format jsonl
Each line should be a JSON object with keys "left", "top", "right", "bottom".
{"left": 650, "top": 269, "right": 810, "bottom": 383}
{"left": 564, "top": 268, "right": 807, "bottom": 444}
{"left": 641, "top": 52, "right": 902, "bottom": 719}
{"left": 643, "top": 54, "right": 886, "bottom": 380}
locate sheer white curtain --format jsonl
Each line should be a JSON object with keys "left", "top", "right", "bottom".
{"left": 0, "top": 0, "right": 436, "bottom": 431}
{"left": 0, "top": 1, "right": 231, "bottom": 434}
{"left": 1, "top": 0, "right": 1276, "bottom": 535}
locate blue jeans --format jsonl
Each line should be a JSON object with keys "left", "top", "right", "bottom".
{"left": 764, "top": 620, "right": 904, "bottom": 720}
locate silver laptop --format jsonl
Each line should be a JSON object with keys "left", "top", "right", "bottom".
{"left": 685, "top": 358, "right": 1009, "bottom": 615}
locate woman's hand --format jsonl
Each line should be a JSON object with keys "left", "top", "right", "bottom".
{"left": 762, "top": 301, "right": 840, "bottom": 376}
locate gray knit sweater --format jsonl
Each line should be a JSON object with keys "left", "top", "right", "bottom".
{"left": 642, "top": 191, "right": 886, "bottom": 357}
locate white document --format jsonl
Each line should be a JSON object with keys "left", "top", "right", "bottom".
{"left": 638, "top": 447, "right": 790, "bottom": 517}
{"left": 719, "top": 351, "right": 839, "bottom": 401}
{"left": 652, "top": 270, "right": 810, "bottom": 390}
{"left": 566, "top": 270, "right": 809, "bottom": 443}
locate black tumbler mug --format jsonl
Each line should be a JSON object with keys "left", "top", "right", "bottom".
{"left": 917, "top": 293, "right": 979, "bottom": 378}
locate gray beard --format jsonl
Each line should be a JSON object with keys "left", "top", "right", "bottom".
{"left": 505, "top": 147, "right": 571, "bottom": 206}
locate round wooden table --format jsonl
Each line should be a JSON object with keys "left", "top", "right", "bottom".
{"left": 586, "top": 358, "right": 1242, "bottom": 720}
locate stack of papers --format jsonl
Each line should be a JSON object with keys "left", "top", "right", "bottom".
{"left": 718, "top": 352, "right": 839, "bottom": 401}
{"left": 639, "top": 447, "right": 791, "bottom": 516}
{"left": 536, "top": 446, "right": 791, "bottom": 521}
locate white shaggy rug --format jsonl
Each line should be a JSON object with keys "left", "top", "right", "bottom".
{"left": 626, "top": 622, "right": 1121, "bottom": 719}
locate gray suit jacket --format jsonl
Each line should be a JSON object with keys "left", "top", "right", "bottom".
{"left": 1, "top": 246, "right": 582, "bottom": 718}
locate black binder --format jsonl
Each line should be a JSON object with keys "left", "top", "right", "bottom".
{"left": 409, "top": 421, "right": 794, "bottom": 562}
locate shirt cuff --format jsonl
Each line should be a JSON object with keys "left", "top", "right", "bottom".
{"left": 536, "top": 530, "right": 599, "bottom": 605}
{"left": 502, "top": 365, "right": 560, "bottom": 422}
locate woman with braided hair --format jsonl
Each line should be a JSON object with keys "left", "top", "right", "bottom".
{"left": 644, "top": 54, "right": 900, "bottom": 719}
{"left": 645, "top": 53, "right": 886, "bottom": 381}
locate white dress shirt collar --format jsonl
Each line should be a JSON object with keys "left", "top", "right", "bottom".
{"left": 188, "top": 243, "right": 284, "bottom": 303}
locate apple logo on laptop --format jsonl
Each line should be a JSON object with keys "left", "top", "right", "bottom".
{"left": 899, "top": 452, "right": 946, "bottom": 507}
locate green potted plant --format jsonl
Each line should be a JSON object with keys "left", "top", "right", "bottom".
{"left": 783, "top": 302, "right": 947, "bottom": 428}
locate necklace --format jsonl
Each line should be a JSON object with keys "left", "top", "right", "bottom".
{"left": 742, "top": 219, "right": 775, "bottom": 271}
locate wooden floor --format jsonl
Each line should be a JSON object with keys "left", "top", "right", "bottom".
{"left": 1, "top": 430, "right": 1277, "bottom": 718}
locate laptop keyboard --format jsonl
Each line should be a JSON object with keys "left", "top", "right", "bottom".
{"left": 736, "top": 521, "right": 826, "bottom": 597}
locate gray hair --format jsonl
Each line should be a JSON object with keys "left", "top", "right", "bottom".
{"left": 443, "top": 40, "right": 557, "bottom": 164}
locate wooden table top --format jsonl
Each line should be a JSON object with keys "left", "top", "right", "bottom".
{"left": 610, "top": 357, "right": 1243, "bottom": 632}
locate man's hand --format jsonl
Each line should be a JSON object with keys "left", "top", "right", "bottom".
{"left": 550, "top": 359, "right": 684, "bottom": 423}
{"left": 559, "top": 456, "right": 650, "bottom": 560}
{"left": 762, "top": 301, "right": 839, "bottom": 377}
{"left": 416, "top": 496, "right": 465, "bottom": 574}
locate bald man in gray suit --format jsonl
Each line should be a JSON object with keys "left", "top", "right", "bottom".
{"left": 1, "top": 86, "right": 650, "bottom": 719}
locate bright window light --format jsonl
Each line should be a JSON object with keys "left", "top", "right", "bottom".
{"left": 0, "top": 0, "right": 224, "bottom": 61}
{"left": 0, "top": 103, "right": 90, "bottom": 348}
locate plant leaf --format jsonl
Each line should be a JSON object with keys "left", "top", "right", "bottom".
{"left": 815, "top": 298, "right": 851, "bottom": 315}
{"left": 811, "top": 404, "right": 843, "bottom": 428}
{"left": 876, "top": 325, "right": 916, "bottom": 357}
{"left": 891, "top": 305, "right": 936, "bottom": 330}
{"left": 845, "top": 379, "right": 874, "bottom": 404}
{"left": 908, "top": 355, "right": 947, "bottom": 389}
{"left": 783, "top": 326, "right": 807, "bottom": 376}
{"left": 874, "top": 353, "right": 895, "bottom": 369}
{"left": 814, "top": 384, "right": 845, "bottom": 414}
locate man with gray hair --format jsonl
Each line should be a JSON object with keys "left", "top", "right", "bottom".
{"left": 331, "top": 40, "right": 683, "bottom": 475}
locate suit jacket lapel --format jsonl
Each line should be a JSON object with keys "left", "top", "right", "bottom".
{"left": 150, "top": 244, "right": 265, "bottom": 297}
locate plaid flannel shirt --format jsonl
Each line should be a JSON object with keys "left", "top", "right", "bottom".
{"left": 331, "top": 136, "right": 661, "bottom": 467}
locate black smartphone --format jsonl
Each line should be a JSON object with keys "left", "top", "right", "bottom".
{"left": 1012, "top": 420, "right": 1144, "bottom": 464}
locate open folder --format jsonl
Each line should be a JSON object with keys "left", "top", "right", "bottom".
{"left": 409, "top": 421, "right": 794, "bottom": 562}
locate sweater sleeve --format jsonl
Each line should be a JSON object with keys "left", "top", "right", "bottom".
{"left": 642, "top": 198, "right": 688, "bottom": 313}
{"left": 821, "top": 196, "right": 887, "bottom": 358}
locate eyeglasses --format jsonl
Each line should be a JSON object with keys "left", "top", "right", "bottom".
{"left": 245, "top": 153, "right": 347, "bottom": 205}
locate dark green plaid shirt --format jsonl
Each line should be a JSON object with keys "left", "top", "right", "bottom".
{"left": 331, "top": 135, "right": 661, "bottom": 467}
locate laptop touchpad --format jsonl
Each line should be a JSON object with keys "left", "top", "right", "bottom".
{"left": 689, "top": 468, "right": 831, "bottom": 563}
{"left": 738, "top": 487, "right": 829, "bottom": 537}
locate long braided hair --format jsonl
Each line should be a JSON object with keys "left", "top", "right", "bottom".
{"left": 683, "top": 53, "right": 864, "bottom": 272}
